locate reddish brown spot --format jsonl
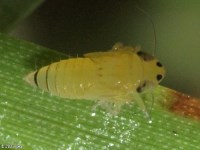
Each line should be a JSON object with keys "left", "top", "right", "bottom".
{"left": 170, "top": 91, "right": 200, "bottom": 120}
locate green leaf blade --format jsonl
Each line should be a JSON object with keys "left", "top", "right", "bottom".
{"left": 0, "top": 33, "right": 200, "bottom": 149}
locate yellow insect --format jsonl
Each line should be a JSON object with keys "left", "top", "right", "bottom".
{"left": 25, "top": 43, "right": 165, "bottom": 116}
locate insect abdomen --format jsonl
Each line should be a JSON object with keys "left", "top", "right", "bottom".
{"left": 29, "top": 58, "right": 96, "bottom": 98}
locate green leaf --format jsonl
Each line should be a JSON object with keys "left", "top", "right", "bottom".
{"left": 0, "top": 0, "right": 44, "bottom": 33}
{"left": 0, "top": 33, "right": 200, "bottom": 149}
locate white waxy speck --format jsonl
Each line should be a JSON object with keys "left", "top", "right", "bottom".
{"left": 79, "top": 83, "right": 83, "bottom": 88}
{"left": 108, "top": 143, "right": 114, "bottom": 147}
{"left": 76, "top": 124, "right": 81, "bottom": 128}
{"left": 91, "top": 113, "right": 96, "bottom": 117}
{"left": 148, "top": 120, "right": 153, "bottom": 124}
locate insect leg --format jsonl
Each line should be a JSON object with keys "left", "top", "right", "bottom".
{"left": 93, "top": 98, "right": 124, "bottom": 115}
{"left": 133, "top": 93, "right": 150, "bottom": 119}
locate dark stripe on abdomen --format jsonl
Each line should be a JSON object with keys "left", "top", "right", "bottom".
{"left": 34, "top": 71, "right": 39, "bottom": 87}
{"left": 46, "top": 65, "right": 50, "bottom": 91}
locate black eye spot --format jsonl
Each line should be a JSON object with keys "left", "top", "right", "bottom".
{"left": 136, "top": 86, "right": 142, "bottom": 93}
{"left": 156, "top": 62, "right": 163, "bottom": 67}
{"left": 136, "top": 81, "right": 146, "bottom": 93}
{"left": 156, "top": 74, "right": 163, "bottom": 81}
{"left": 137, "top": 51, "right": 154, "bottom": 61}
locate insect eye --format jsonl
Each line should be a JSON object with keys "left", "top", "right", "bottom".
{"left": 156, "top": 61, "right": 163, "bottom": 67}
{"left": 137, "top": 51, "right": 154, "bottom": 61}
{"left": 156, "top": 74, "right": 163, "bottom": 81}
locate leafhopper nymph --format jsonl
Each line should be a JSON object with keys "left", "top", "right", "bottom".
{"left": 25, "top": 43, "right": 166, "bottom": 117}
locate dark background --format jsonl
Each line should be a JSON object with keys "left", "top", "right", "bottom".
{"left": 10, "top": 0, "right": 200, "bottom": 97}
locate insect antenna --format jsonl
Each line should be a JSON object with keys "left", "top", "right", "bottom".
{"left": 134, "top": 3, "right": 157, "bottom": 121}
{"left": 135, "top": 3, "right": 157, "bottom": 56}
